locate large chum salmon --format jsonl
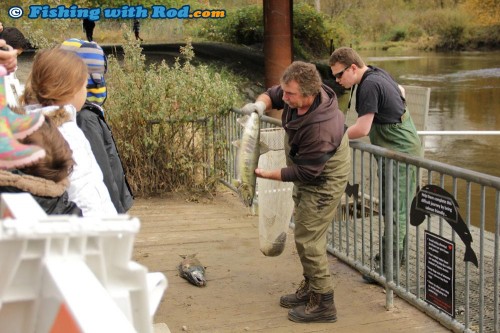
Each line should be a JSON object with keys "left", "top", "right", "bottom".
{"left": 232, "top": 110, "right": 268, "bottom": 207}
{"left": 178, "top": 254, "right": 207, "bottom": 287}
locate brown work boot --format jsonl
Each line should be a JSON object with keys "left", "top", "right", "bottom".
{"left": 280, "top": 278, "right": 310, "bottom": 308}
{"left": 288, "top": 291, "right": 337, "bottom": 323}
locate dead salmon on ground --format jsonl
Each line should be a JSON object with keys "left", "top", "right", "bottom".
{"left": 178, "top": 254, "right": 207, "bottom": 287}
{"left": 232, "top": 110, "right": 269, "bottom": 207}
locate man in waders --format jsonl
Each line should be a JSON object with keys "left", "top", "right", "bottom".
{"left": 329, "top": 47, "right": 423, "bottom": 282}
{"left": 241, "top": 61, "right": 350, "bottom": 323}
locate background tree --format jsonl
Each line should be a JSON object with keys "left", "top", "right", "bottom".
{"left": 463, "top": 0, "right": 500, "bottom": 26}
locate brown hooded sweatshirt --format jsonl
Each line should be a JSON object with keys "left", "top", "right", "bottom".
{"left": 265, "top": 84, "right": 346, "bottom": 184}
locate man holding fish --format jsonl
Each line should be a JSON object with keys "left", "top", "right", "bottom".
{"left": 240, "top": 61, "right": 350, "bottom": 324}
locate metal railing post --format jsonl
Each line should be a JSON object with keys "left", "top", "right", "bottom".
{"left": 385, "top": 157, "right": 394, "bottom": 310}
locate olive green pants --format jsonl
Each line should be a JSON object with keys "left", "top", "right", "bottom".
{"left": 369, "top": 110, "right": 422, "bottom": 253}
{"left": 291, "top": 133, "right": 351, "bottom": 294}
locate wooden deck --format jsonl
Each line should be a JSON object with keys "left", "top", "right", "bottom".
{"left": 130, "top": 190, "right": 450, "bottom": 333}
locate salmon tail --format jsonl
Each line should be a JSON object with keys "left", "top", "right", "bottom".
{"left": 232, "top": 140, "right": 241, "bottom": 148}
{"left": 464, "top": 245, "right": 479, "bottom": 268}
{"left": 259, "top": 142, "right": 270, "bottom": 155}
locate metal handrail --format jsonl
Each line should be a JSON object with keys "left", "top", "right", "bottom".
{"left": 418, "top": 131, "right": 500, "bottom": 136}
{"left": 219, "top": 106, "right": 499, "bottom": 332}
{"left": 333, "top": 140, "right": 500, "bottom": 333}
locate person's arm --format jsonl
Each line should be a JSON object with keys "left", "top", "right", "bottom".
{"left": 254, "top": 94, "right": 271, "bottom": 114}
{"left": 0, "top": 40, "right": 18, "bottom": 73}
{"left": 346, "top": 113, "right": 375, "bottom": 139}
{"left": 254, "top": 168, "right": 282, "bottom": 181}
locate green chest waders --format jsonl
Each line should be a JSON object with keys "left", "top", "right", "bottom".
{"left": 369, "top": 110, "right": 423, "bottom": 258}
{"left": 289, "top": 133, "right": 351, "bottom": 293}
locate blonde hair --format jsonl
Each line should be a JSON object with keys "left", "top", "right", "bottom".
{"left": 21, "top": 48, "right": 87, "bottom": 106}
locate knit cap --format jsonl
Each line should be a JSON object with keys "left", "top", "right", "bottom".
{"left": 60, "top": 38, "right": 107, "bottom": 106}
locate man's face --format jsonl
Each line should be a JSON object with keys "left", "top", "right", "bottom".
{"left": 281, "top": 80, "right": 308, "bottom": 109}
{"left": 331, "top": 63, "right": 354, "bottom": 89}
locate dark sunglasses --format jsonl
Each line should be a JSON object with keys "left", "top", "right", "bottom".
{"left": 333, "top": 65, "right": 350, "bottom": 79}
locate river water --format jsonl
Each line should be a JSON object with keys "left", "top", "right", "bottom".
{"left": 335, "top": 49, "right": 500, "bottom": 232}
{"left": 350, "top": 49, "right": 500, "bottom": 178}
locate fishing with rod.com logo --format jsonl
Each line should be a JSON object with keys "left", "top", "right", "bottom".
{"left": 7, "top": 4, "right": 226, "bottom": 20}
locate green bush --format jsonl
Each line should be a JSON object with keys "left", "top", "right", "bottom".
{"left": 191, "top": 5, "right": 263, "bottom": 44}
{"left": 465, "top": 25, "right": 500, "bottom": 49}
{"left": 384, "top": 27, "right": 407, "bottom": 42}
{"left": 439, "top": 23, "right": 466, "bottom": 49}
{"left": 106, "top": 28, "right": 242, "bottom": 196}
{"left": 195, "top": 3, "right": 335, "bottom": 59}
{"left": 414, "top": 9, "right": 469, "bottom": 50}
{"left": 326, "top": 19, "right": 351, "bottom": 50}
{"left": 292, "top": 3, "right": 332, "bottom": 59}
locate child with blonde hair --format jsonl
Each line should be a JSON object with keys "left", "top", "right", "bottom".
{"left": 21, "top": 48, "right": 116, "bottom": 217}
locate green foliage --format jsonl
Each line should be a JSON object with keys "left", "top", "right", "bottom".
{"left": 18, "top": 20, "right": 72, "bottom": 49}
{"left": 462, "top": 0, "right": 500, "bottom": 27}
{"left": 414, "top": 9, "right": 469, "bottom": 50}
{"left": 310, "top": 0, "right": 498, "bottom": 51}
{"left": 105, "top": 27, "right": 242, "bottom": 196}
{"left": 195, "top": 3, "right": 335, "bottom": 59}
{"left": 465, "top": 25, "right": 500, "bottom": 49}
{"left": 326, "top": 19, "right": 351, "bottom": 51}
{"left": 13, "top": 0, "right": 77, "bottom": 49}
{"left": 292, "top": 3, "right": 332, "bottom": 59}
{"left": 439, "top": 24, "right": 466, "bottom": 50}
{"left": 2, "top": 0, "right": 497, "bottom": 52}
{"left": 191, "top": 5, "right": 263, "bottom": 44}
{"left": 384, "top": 27, "right": 407, "bottom": 42}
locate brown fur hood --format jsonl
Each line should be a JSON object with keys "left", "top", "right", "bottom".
{"left": 0, "top": 170, "right": 69, "bottom": 197}
{"left": 26, "top": 105, "right": 76, "bottom": 127}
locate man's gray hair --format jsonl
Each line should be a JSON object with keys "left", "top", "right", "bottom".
{"left": 280, "top": 61, "right": 322, "bottom": 97}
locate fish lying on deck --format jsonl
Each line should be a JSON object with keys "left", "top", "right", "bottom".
{"left": 232, "top": 110, "right": 269, "bottom": 207}
{"left": 178, "top": 254, "right": 207, "bottom": 287}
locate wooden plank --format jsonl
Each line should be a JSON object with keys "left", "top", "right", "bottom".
{"left": 130, "top": 191, "right": 449, "bottom": 333}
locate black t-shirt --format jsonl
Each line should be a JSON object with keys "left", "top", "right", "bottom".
{"left": 356, "top": 66, "right": 406, "bottom": 124}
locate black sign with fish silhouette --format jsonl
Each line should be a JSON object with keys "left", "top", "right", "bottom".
{"left": 425, "top": 230, "right": 455, "bottom": 317}
{"left": 410, "top": 184, "right": 478, "bottom": 268}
